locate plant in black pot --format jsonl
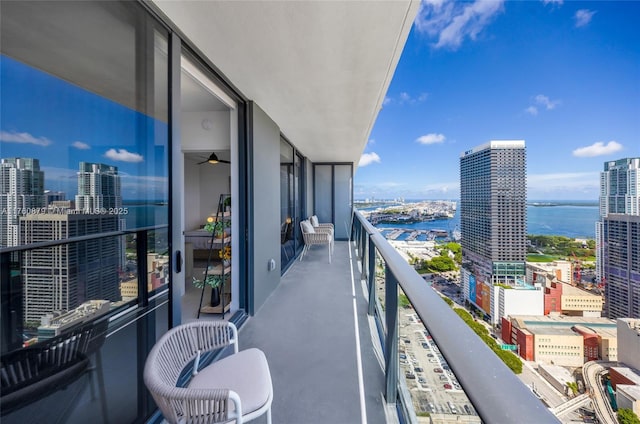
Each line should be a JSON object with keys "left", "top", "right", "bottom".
{"left": 192, "top": 274, "right": 224, "bottom": 306}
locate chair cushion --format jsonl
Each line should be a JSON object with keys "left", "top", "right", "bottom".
{"left": 301, "top": 220, "right": 315, "bottom": 234}
{"left": 309, "top": 215, "right": 319, "bottom": 227}
{"left": 188, "top": 348, "right": 272, "bottom": 415}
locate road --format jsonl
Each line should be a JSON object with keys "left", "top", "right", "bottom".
{"left": 583, "top": 361, "right": 618, "bottom": 424}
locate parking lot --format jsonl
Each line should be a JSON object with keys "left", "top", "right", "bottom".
{"left": 398, "top": 309, "right": 479, "bottom": 418}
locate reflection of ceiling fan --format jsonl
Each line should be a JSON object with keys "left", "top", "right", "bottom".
{"left": 197, "top": 152, "right": 230, "bottom": 165}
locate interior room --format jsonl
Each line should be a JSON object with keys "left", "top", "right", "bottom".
{"left": 179, "top": 53, "right": 238, "bottom": 322}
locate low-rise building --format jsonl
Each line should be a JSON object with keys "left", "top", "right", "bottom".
{"left": 616, "top": 385, "right": 640, "bottom": 417}
{"left": 538, "top": 363, "right": 575, "bottom": 395}
{"left": 501, "top": 315, "right": 617, "bottom": 366}
{"left": 617, "top": 318, "right": 640, "bottom": 370}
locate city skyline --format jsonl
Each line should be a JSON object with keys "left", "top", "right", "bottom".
{"left": 355, "top": 0, "right": 640, "bottom": 201}
{"left": 0, "top": 55, "right": 169, "bottom": 201}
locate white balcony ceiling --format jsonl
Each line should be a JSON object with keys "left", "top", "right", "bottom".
{"left": 152, "top": 0, "right": 419, "bottom": 166}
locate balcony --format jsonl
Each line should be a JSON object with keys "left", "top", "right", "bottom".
{"left": 0, "top": 212, "right": 561, "bottom": 423}
{"left": 231, "top": 212, "right": 560, "bottom": 423}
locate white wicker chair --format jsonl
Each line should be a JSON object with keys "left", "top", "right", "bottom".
{"left": 300, "top": 220, "right": 333, "bottom": 263}
{"left": 143, "top": 321, "right": 272, "bottom": 424}
{"left": 309, "top": 215, "right": 334, "bottom": 236}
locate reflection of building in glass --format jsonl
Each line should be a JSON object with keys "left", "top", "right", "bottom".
{"left": 37, "top": 299, "right": 109, "bottom": 340}
{"left": 119, "top": 253, "right": 169, "bottom": 301}
{"left": 75, "top": 162, "right": 122, "bottom": 212}
{"left": 44, "top": 189, "right": 66, "bottom": 205}
{"left": 596, "top": 157, "right": 640, "bottom": 282}
{"left": 20, "top": 212, "right": 119, "bottom": 324}
{"left": 0, "top": 158, "right": 45, "bottom": 247}
{"left": 459, "top": 141, "right": 527, "bottom": 324}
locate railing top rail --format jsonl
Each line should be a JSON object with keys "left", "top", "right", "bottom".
{"left": 354, "top": 210, "right": 559, "bottom": 424}
{"left": 0, "top": 225, "right": 168, "bottom": 254}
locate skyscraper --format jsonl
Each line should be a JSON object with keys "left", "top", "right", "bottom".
{"left": 597, "top": 157, "right": 640, "bottom": 319}
{"left": 460, "top": 140, "right": 528, "bottom": 323}
{"left": 75, "top": 162, "right": 122, "bottom": 212}
{"left": 596, "top": 158, "right": 640, "bottom": 280}
{"left": 20, "top": 212, "right": 120, "bottom": 324}
{"left": 0, "top": 158, "right": 44, "bottom": 247}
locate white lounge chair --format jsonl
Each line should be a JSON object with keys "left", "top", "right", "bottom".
{"left": 300, "top": 219, "right": 333, "bottom": 263}
{"left": 143, "top": 321, "right": 272, "bottom": 424}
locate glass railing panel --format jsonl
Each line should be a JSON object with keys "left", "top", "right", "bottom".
{"left": 147, "top": 227, "right": 169, "bottom": 295}
{"left": 397, "top": 286, "right": 481, "bottom": 421}
{"left": 352, "top": 211, "right": 561, "bottom": 423}
{"left": 374, "top": 247, "right": 387, "bottom": 336}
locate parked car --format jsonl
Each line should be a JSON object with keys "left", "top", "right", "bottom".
{"left": 421, "top": 342, "right": 429, "bottom": 349}
{"left": 443, "top": 383, "right": 452, "bottom": 389}
{"left": 405, "top": 372, "right": 415, "bottom": 379}
{"left": 433, "top": 368, "right": 443, "bottom": 373}
{"left": 414, "top": 367, "right": 423, "bottom": 373}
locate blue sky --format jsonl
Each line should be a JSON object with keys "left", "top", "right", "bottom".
{"left": 0, "top": 56, "right": 168, "bottom": 200}
{"left": 355, "top": 0, "right": 640, "bottom": 201}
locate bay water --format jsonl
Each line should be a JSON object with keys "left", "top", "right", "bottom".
{"left": 372, "top": 202, "right": 599, "bottom": 239}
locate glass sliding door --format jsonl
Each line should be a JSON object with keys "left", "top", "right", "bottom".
{"left": 178, "top": 49, "right": 241, "bottom": 320}
{"left": 313, "top": 164, "right": 353, "bottom": 240}
{"left": 294, "top": 152, "right": 305, "bottom": 254}
{"left": 0, "top": 2, "right": 169, "bottom": 422}
{"left": 280, "top": 139, "right": 295, "bottom": 270}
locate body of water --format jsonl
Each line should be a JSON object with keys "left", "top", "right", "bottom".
{"left": 370, "top": 203, "right": 599, "bottom": 239}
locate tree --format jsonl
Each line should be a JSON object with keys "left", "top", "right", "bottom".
{"left": 618, "top": 409, "right": 640, "bottom": 424}
{"left": 427, "top": 256, "right": 456, "bottom": 272}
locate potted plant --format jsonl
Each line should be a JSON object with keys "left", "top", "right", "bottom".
{"left": 203, "top": 216, "right": 226, "bottom": 239}
{"left": 192, "top": 274, "right": 223, "bottom": 306}
{"left": 219, "top": 245, "right": 231, "bottom": 267}
{"left": 223, "top": 196, "right": 231, "bottom": 213}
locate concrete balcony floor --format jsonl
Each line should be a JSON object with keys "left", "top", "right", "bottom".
{"left": 238, "top": 241, "right": 390, "bottom": 424}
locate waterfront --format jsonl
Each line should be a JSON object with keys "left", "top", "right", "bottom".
{"left": 366, "top": 202, "right": 599, "bottom": 240}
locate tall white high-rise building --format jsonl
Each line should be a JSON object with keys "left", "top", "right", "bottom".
{"left": 75, "top": 162, "right": 122, "bottom": 212}
{"left": 596, "top": 158, "right": 640, "bottom": 283}
{"left": 596, "top": 158, "right": 640, "bottom": 319}
{"left": 0, "top": 158, "right": 45, "bottom": 247}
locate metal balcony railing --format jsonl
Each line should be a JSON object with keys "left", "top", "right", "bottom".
{"left": 351, "top": 210, "right": 560, "bottom": 423}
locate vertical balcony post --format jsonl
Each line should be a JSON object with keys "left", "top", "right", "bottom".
{"left": 367, "top": 237, "right": 376, "bottom": 316}
{"left": 384, "top": 264, "right": 398, "bottom": 404}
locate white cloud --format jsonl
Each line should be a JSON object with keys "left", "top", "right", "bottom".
{"left": 525, "top": 94, "right": 560, "bottom": 116}
{"left": 525, "top": 106, "right": 538, "bottom": 116}
{"left": 575, "top": 9, "right": 595, "bottom": 28}
{"left": 572, "top": 141, "right": 622, "bottom": 158}
{"left": 415, "top": 0, "right": 505, "bottom": 50}
{"left": 0, "top": 130, "right": 52, "bottom": 146}
{"left": 542, "top": 0, "right": 563, "bottom": 5}
{"left": 416, "top": 133, "right": 446, "bottom": 145}
{"left": 104, "top": 148, "right": 144, "bottom": 163}
{"left": 359, "top": 152, "right": 381, "bottom": 167}
{"left": 534, "top": 94, "right": 560, "bottom": 110}
{"left": 385, "top": 91, "right": 429, "bottom": 106}
{"left": 72, "top": 141, "right": 90, "bottom": 150}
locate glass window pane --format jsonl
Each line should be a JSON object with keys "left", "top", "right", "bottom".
{"left": 1, "top": 1, "right": 169, "bottom": 248}
{"left": 314, "top": 165, "right": 332, "bottom": 224}
{"left": 334, "top": 165, "right": 352, "bottom": 239}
